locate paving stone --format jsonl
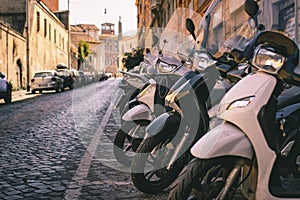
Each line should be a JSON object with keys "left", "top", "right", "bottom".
{"left": 0, "top": 81, "right": 176, "bottom": 200}
{"left": 34, "top": 189, "right": 52, "bottom": 194}
{"left": 3, "top": 195, "right": 24, "bottom": 200}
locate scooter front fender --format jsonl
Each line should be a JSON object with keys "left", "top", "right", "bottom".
{"left": 145, "top": 112, "right": 181, "bottom": 138}
{"left": 191, "top": 123, "right": 253, "bottom": 159}
{"left": 122, "top": 104, "right": 152, "bottom": 121}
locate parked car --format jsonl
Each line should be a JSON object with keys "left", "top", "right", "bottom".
{"left": 56, "top": 69, "right": 75, "bottom": 90}
{"left": 98, "top": 72, "right": 108, "bottom": 81}
{"left": 0, "top": 73, "right": 12, "bottom": 104}
{"left": 69, "top": 69, "right": 81, "bottom": 87}
{"left": 31, "top": 70, "right": 64, "bottom": 94}
{"left": 78, "top": 71, "right": 87, "bottom": 86}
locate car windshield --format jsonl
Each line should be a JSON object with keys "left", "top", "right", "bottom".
{"left": 194, "top": 0, "right": 298, "bottom": 57}
{"left": 34, "top": 72, "right": 53, "bottom": 77}
{"left": 57, "top": 70, "right": 69, "bottom": 76}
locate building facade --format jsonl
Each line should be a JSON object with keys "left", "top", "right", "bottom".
{"left": 70, "top": 24, "right": 101, "bottom": 72}
{"left": 118, "top": 34, "right": 138, "bottom": 71}
{"left": 0, "top": 0, "right": 69, "bottom": 89}
{"left": 98, "top": 23, "right": 119, "bottom": 75}
{"left": 135, "top": 0, "right": 212, "bottom": 47}
{"left": 29, "top": 0, "right": 69, "bottom": 74}
{"left": 0, "top": 23, "right": 26, "bottom": 88}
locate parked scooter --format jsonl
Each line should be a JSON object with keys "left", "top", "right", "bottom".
{"left": 113, "top": 60, "right": 155, "bottom": 118}
{"left": 130, "top": 1, "right": 260, "bottom": 193}
{"left": 168, "top": 1, "right": 300, "bottom": 199}
{"left": 113, "top": 37, "right": 191, "bottom": 166}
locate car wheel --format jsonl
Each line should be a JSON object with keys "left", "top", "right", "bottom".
{"left": 4, "top": 89, "right": 12, "bottom": 104}
{"left": 69, "top": 84, "right": 74, "bottom": 90}
{"left": 32, "top": 90, "right": 36, "bottom": 94}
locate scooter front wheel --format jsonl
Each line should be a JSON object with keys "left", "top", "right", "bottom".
{"left": 168, "top": 157, "right": 243, "bottom": 200}
{"left": 131, "top": 135, "right": 188, "bottom": 194}
{"left": 113, "top": 121, "right": 149, "bottom": 166}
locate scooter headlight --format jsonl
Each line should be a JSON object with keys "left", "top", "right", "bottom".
{"left": 165, "top": 88, "right": 189, "bottom": 116}
{"left": 158, "top": 61, "right": 177, "bottom": 73}
{"left": 137, "top": 84, "right": 156, "bottom": 99}
{"left": 227, "top": 96, "right": 255, "bottom": 110}
{"left": 193, "top": 51, "right": 216, "bottom": 71}
{"left": 252, "top": 45, "right": 285, "bottom": 73}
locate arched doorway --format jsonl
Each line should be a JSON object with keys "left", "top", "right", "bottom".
{"left": 16, "top": 58, "right": 23, "bottom": 88}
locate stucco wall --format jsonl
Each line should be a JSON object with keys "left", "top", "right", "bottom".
{"left": 29, "top": 1, "right": 68, "bottom": 77}
{"left": 0, "top": 24, "right": 26, "bottom": 89}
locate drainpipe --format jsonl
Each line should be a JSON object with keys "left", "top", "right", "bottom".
{"left": 26, "top": 0, "right": 30, "bottom": 91}
{"left": 6, "top": 27, "right": 8, "bottom": 80}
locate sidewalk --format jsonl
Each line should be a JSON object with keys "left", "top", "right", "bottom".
{"left": 11, "top": 89, "right": 39, "bottom": 102}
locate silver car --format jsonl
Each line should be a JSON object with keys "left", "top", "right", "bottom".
{"left": 31, "top": 70, "right": 64, "bottom": 94}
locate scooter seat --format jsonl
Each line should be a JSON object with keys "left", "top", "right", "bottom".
{"left": 278, "top": 86, "right": 300, "bottom": 109}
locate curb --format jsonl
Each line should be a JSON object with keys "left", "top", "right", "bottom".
{"left": 11, "top": 90, "right": 38, "bottom": 102}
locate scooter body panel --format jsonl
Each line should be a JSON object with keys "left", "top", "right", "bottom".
{"left": 145, "top": 112, "right": 181, "bottom": 138}
{"left": 122, "top": 104, "right": 152, "bottom": 121}
{"left": 191, "top": 122, "right": 253, "bottom": 159}
{"left": 193, "top": 72, "right": 287, "bottom": 199}
{"left": 138, "top": 83, "right": 157, "bottom": 112}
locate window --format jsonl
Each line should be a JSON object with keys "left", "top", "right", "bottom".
{"left": 62, "top": 37, "right": 65, "bottom": 49}
{"left": 37, "top": 11, "right": 40, "bottom": 32}
{"left": 44, "top": 19, "right": 47, "bottom": 37}
{"left": 49, "top": 24, "right": 51, "bottom": 40}
{"left": 54, "top": 29, "right": 56, "bottom": 43}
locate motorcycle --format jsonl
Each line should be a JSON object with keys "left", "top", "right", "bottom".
{"left": 130, "top": 1, "right": 260, "bottom": 193}
{"left": 168, "top": 0, "right": 300, "bottom": 199}
{"left": 113, "top": 35, "right": 191, "bottom": 166}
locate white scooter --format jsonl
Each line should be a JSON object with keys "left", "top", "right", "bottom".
{"left": 114, "top": 60, "right": 155, "bottom": 117}
{"left": 169, "top": 24, "right": 300, "bottom": 200}
{"left": 113, "top": 42, "right": 191, "bottom": 166}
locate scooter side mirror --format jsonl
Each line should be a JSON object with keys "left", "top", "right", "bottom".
{"left": 186, "top": 18, "right": 196, "bottom": 41}
{"left": 244, "top": 0, "right": 259, "bottom": 19}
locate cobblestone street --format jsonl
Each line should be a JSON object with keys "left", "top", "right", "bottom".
{"left": 0, "top": 80, "right": 168, "bottom": 200}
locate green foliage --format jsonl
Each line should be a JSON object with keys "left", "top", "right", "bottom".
{"left": 122, "top": 48, "right": 144, "bottom": 71}
{"left": 78, "top": 40, "right": 91, "bottom": 69}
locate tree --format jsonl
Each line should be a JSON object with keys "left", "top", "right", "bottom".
{"left": 122, "top": 48, "right": 144, "bottom": 71}
{"left": 78, "top": 40, "right": 91, "bottom": 70}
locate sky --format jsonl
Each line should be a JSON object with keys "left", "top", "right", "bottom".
{"left": 59, "top": 0, "right": 137, "bottom": 34}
